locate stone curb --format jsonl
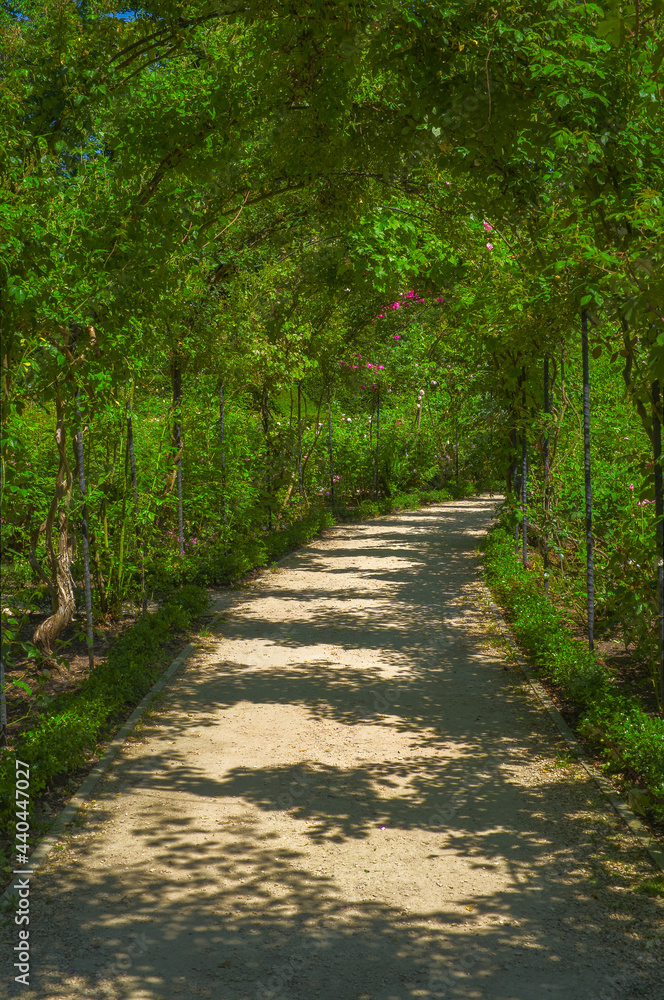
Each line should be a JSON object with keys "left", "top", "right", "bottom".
{"left": 478, "top": 582, "right": 664, "bottom": 875}
{"left": 1, "top": 641, "right": 197, "bottom": 907}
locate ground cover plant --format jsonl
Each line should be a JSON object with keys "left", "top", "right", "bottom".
{"left": 1, "top": 0, "right": 663, "bottom": 847}
{"left": 485, "top": 522, "right": 664, "bottom": 825}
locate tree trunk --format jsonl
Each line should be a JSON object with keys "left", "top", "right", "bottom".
{"left": 0, "top": 653, "right": 7, "bottom": 747}
{"left": 543, "top": 356, "right": 550, "bottom": 592}
{"left": 489, "top": 395, "right": 494, "bottom": 497}
{"left": 521, "top": 424, "right": 527, "bottom": 569}
{"left": 172, "top": 356, "right": 184, "bottom": 556}
{"left": 582, "top": 310, "right": 594, "bottom": 650}
{"left": 74, "top": 389, "right": 94, "bottom": 669}
{"left": 126, "top": 391, "right": 146, "bottom": 613}
{"left": 375, "top": 387, "right": 380, "bottom": 499}
{"left": 298, "top": 389, "right": 325, "bottom": 488}
{"left": 521, "top": 368, "right": 527, "bottom": 569}
{"left": 512, "top": 427, "right": 519, "bottom": 555}
{"left": 263, "top": 391, "right": 272, "bottom": 530}
{"left": 31, "top": 393, "right": 76, "bottom": 669}
{"left": 328, "top": 389, "right": 335, "bottom": 506}
{"left": 92, "top": 537, "right": 108, "bottom": 616}
{"left": 455, "top": 404, "right": 459, "bottom": 488}
{"left": 297, "top": 380, "right": 303, "bottom": 499}
{"left": 652, "top": 380, "right": 664, "bottom": 711}
{"left": 219, "top": 380, "right": 227, "bottom": 524}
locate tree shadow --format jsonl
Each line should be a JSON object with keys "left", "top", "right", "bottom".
{"left": 8, "top": 500, "right": 662, "bottom": 999}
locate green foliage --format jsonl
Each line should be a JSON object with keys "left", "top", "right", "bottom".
{"left": 485, "top": 525, "right": 664, "bottom": 820}
{"left": 0, "top": 585, "right": 209, "bottom": 837}
{"left": 1, "top": 0, "right": 663, "bottom": 849}
{"left": 636, "top": 877, "right": 664, "bottom": 899}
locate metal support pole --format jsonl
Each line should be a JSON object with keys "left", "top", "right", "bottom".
{"left": 521, "top": 425, "right": 527, "bottom": 569}
{"left": 328, "top": 389, "right": 335, "bottom": 506}
{"left": 126, "top": 392, "right": 146, "bottom": 613}
{"left": 375, "top": 387, "right": 380, "bottom": 499}
{"left": 75, "top": 391, "right": 94, "bottom": 670}
{"left": 543, "top": 356, "right": 550, "bottom": 592}
{"left": 219, "top": 381, "right": 227, "bottom": 524}
{"left": 582, "top": 311, "right": 594, "bottom": 650}
{"left": 652, "top": 380, "right": 664, "bottom": 710}
{"left": 297, "top": 380, "right": 303, "bottom": 499}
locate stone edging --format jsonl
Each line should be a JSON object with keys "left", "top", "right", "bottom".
{"left": 478, "top": 582, "right": 664, "bottom": 875}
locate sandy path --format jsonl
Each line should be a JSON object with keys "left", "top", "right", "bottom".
{"left": 1, "top": 498, "right": 662, "bottom": 1000}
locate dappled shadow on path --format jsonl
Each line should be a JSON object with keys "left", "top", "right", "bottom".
{"left": 15, "top": 499, "right": 663, "bottom": 1000}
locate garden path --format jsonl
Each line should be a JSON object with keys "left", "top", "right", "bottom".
{"left": 2, "top": 497, "right": 663, "bottom": 1000}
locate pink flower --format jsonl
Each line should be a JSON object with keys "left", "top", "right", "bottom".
{"left": 393, "top": 334, "right": 400, "bottom": 340}
{"left": 486, "top": 243, "right": 494, "bottom": 250}
{"left": 483, "top": 221, "right": 493, "bottom": 232}
{"left": 629, "top": 484, "right": 634, "bottom": 490}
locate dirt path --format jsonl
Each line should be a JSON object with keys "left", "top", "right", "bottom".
{"left": 2, "top": 498, "right": 663, "bottom": 1000}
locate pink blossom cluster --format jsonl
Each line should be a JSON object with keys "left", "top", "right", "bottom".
{"left": 376, "top": 289, "right": 443, "bottom": 321}
{"left": 340, "top": 356, "right": 385, "bottom": 372}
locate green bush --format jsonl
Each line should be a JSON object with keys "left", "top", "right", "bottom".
{"left": 0, "top": 585, "right": 209, "bottom": 837}
{"left": 485, "top": 524, "right": 664, "bottom": 819}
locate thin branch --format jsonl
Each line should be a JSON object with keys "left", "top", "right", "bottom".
{"left": 112, "top": 44, "right": 181, "bottom": 92}
{"left": 108, "top": 24, "right": 172, "bottom": 66}
{"left": 204, "top": 188, "right": 251, "bottom": 245}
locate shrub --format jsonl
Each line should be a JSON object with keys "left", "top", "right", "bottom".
{"left": 0, "top": 586, "right": 209, "bottom": 837}
{"left": 485, "top": 525, "right": 664, "bottom": 819}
